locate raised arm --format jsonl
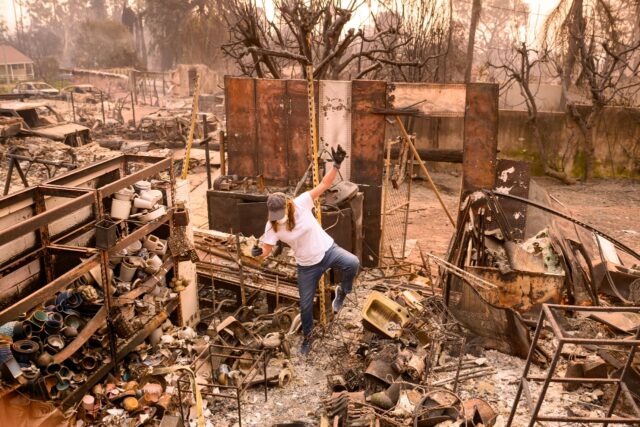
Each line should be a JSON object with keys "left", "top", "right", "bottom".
{"left": 309, "top": 166, "right": 337, "bottom": 201}
{"left": 308, "top": 145, "right": 347, "bottom": 201}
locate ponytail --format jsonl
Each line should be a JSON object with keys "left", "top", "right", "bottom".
{"left": 269, "top": 199, "right": 296, "bottom": 232}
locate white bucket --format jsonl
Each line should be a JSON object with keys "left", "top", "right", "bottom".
{"left": 118, "top": 260, "right": 137, "bottom": 282}
{"left": 110, "top": 198, "right": 131, "bottom": 220}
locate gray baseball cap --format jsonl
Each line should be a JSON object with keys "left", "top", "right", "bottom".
{"left": 267, "top": 192, "right": 287, "bottom": 221}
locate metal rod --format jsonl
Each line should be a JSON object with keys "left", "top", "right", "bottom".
{"left": 70, "top": 91, "right": 76, "bottom": 122}
{"left": 203, "top": 114, "right": 212, "bottom": 189}
{"left": 8, "top": 153, "right": 76, "bottom": 169}
{"left": 13, "top": 157, "right": 29, "bottom": 188}
{"left": 305, "top": 48, "right": 326, "bottom": 326}
{"left": 100, "top": 91, "right": 106, "bottom": 124}
{"left": 3, "top": 157, "right": 15, "bottom": 195}
{"left": 394, "top": 115, "right": 455, "bottom": 227}
{"left": 507, "top": 309, "right": 545, "bottom": 426}
{"left": 263, "top": 352, "right": 268, "bottom": 402}
{"left": 423, "top": 252, "right": 497, "bottom": 290}
{"left": 603, "top": 327, "right": 640, "bottom": 427}
{"left": 182, "top": 72, "right": 201, "bottom": 180}
{"left": 527, "top": 342, "right": 563, "bottom": 427}
{"left": 235, "top": 233, "right": 247, "bottom": 306}
{"left": 452, "top": 337, "right": 466, "bottom": 393}
{"left": 130, "top": 91, "right": 136, "bottom": 127}
{"left": 219, "top": 130, "right": 226, "bottom": 176}
{"left": 401, "top": 146, "right": 414, "bottom": 258}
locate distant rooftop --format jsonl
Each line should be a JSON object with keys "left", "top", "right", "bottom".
{"left": 0, "top": 45, "right": 33, "bottom": 65}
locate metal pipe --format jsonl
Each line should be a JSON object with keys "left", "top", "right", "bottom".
{"left": 7, "top": 153, "right": 76, "bottom": 169}
{"left": 527, "top": 342, "right": 564, "bottom": 427}
{"left": 394, "top": 115, "right": 455, "bottom": 227}
{"left": 219, "top": 130, "right": 226, "bottom": 176}
{"left": 100, "top": 91, "right": 106, "bottom": 124}
{"left": 70, "top": 91, "right": 76, "bottom": 123}
{"left": 506, "top": 309, "right": 545, "bottom": 426}
{"left": 603, "top": 327, "right": 640, "bottom": 427}
{"left": 203, "top": 114, "right": 212, "bottom": 189}
{"left": 130, "top": 91, "right": 136, "bottom": 127}
{"left": 3, "top": 157, "right": 15, "bottom": 195}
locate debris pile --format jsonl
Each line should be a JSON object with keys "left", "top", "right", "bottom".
{"left": 95, "top": 108, "right": 218, "bottom": 149}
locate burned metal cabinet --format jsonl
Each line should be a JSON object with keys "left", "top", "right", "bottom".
{"left": 0, "top": 155, "right": 180, "bottom": 408}
{"left": 207, "top": 190, "right": 268, "bottom": 238}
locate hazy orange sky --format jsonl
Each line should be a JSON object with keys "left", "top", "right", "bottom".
{"left": 0, "top": 0, "right": 559, "bottom": 42}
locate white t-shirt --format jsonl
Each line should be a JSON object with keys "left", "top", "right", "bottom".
{"left": 263, "top": 192, "right": 334, "bottom": 266}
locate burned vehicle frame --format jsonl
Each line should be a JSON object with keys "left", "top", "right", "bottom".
{"left": 0, "top": 101, "right": 91, "bottom": 147}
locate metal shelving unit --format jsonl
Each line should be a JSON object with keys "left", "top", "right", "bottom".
{"left": 0, "top": 155, "right": 181, "bottom": 407}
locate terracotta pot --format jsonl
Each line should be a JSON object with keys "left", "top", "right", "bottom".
{"left": 46, "top": 363, "right": 61, "bottom": 375}
{"left": 11, "top": 339, "right": 39, "bottom": 363}
{"left": 62, "top": 326, "right": 78, "bottom": 338}
{"left": 81, "top": 394, "right": 95, "bottom": 411}
{"left": 45, "top": 335, "right": 65, "bottom": 353}
{"left": 123, "top": 396, "right": 139, "bottom": 412}
{"left": 81, "top": 355, "right": 97, "bottom": 370}
{"left": 36, "top": 352, "right": 53, "bottom": 369}
{"left": 29, "top": 310, "right": 48, "bottom": 327}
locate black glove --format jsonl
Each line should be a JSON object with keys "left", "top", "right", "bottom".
{"left": 331, "top": 145, "right": 347, "bottom": 169}
{"left": 251, "top": 245, "right": 263, "bottom": 257}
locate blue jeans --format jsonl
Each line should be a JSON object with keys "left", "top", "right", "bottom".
{"left": 296, "top": 243, "right": 360, "bottom": 337}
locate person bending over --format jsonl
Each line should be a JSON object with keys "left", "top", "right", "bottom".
{"left": 251, "top": 146, "right": 360, "bottom": 355}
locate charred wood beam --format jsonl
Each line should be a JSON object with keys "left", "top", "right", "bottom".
{"left": 391, "top": 147, "right": 462, "bottom": 164}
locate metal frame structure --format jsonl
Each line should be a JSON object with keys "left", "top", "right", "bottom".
{"left": 2, "top": 146, "right": 77, "bottom": 195}
{"left": 0, "top": 154, "right": 180, "bottom": 408}
{"left": 379, "top": 136, "right": 414, "bottom": 263}
{"left": 507, "top": 304, "right": 640, "bottom": 426}
{"left": 176, "top": 342, "right": 270, "bottom": 427}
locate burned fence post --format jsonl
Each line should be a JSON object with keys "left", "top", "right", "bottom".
{"left": 100, "top": 91, "right": 106, "bottom": 124}
{"left": 131, "top": 91, "right": 136, "bottom": 127}
{"left": 461, "top": 83, "right": 499, "bottom": 202}
{"left": 70, "top": 91, "right": 76, "bottom": 123}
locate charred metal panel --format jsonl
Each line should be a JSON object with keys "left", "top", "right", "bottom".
{"left": 462, "top": 84, "right": 499, "bottom": 197}
{"left": 351, "top": 80, "right": 386, "bottom": 267}
{"left": 467, "top": 266, "right": 563, "bottom": 313}
{"left": 388, "top": 83, "right": 467, "bottom": 117}
{"left": 225, "top": 76, "right": 257, "bottom": 177}
{"left": 285, "top": 80, "right": 311, "bottom": 185}
{"left": 256, "top": 79, "right": 287, "bottom": 184}
{"left": 448, "top": 277, "right": 532, "bottom": 358}
{"left": 237, "top": 201, "right": 269, "bottom": 238}
{"left": 494, "top": 159, "right": 531, "bottom": 240}
{"left": 206, "top": 190, "right": 266, "bottom": 236}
